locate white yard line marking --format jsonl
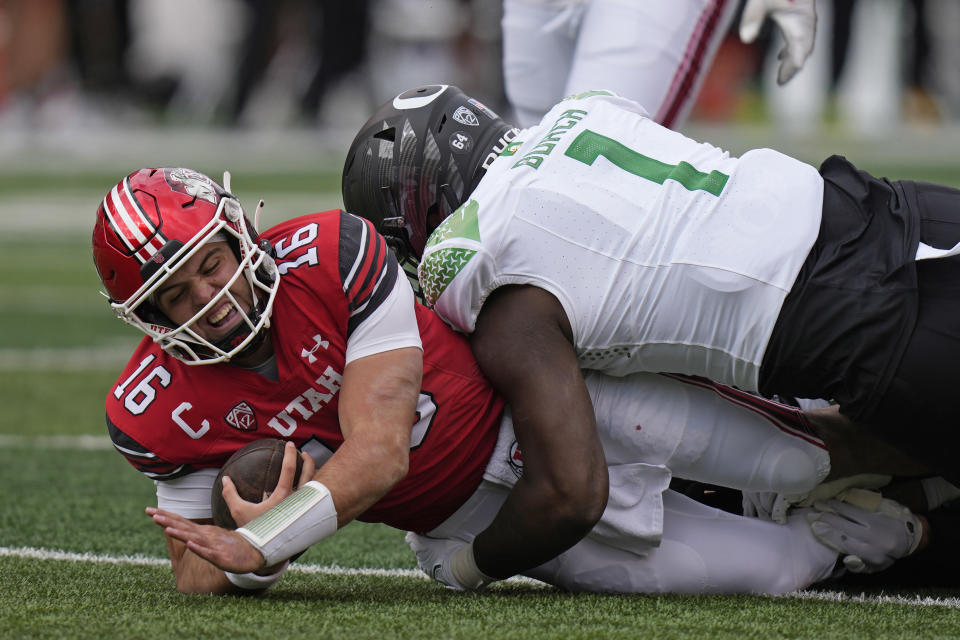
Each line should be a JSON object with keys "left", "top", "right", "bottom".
{"left": 0, "top": 435, "right": 113, "bottom": 450}
{"left": 0, "top": 545, "right": 428, "bottom": 578}
{"left": 0, "top": 346, "right": 132, "bottom": 371}
{"left": 0, "top": 545, "right": 529, "bottom": 584}
{"left": 2, "top": 545, "right": 959, "bottom": 605}
{"left": 789, "top": 589, "right": 960, "bottom": 609}
{"left": 1, "top": 546, "right": 170, "bottom": 568}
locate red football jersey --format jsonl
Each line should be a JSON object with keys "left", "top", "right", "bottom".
{"left": 106, "top": 211, "right": 504, "bottom": 532}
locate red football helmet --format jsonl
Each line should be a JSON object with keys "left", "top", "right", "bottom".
{"left": 92, "top": 167, "right": 279, "bottom": 364}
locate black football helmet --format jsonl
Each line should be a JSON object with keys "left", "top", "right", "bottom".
{"left": 342, "top": 84, "right": 519, "bottom": 260}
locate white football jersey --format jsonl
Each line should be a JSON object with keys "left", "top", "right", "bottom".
{"left": 419, "top": 91, "right": 823, "bottom": 391}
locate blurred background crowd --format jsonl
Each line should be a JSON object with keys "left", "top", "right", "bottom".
{"left": 2, "top": 0, "right": 960, "bottom": 166}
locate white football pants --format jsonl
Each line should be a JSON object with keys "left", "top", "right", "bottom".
{"left": 423, "top": 370, "right": 836, "bottom": 593}
{"left": 426, "top": 480, "right": 838, "bottom": 594}
{"left": 502, "top": 0, "right": 740, "bottom": 128}
{"left": 583, "top": 371, "right": 831, "bottom": 494}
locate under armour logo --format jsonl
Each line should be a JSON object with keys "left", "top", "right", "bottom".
{"left": 300, "top": 334, "right": 329, "bottom": 363}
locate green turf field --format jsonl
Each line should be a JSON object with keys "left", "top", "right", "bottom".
{"left": 3, "top": 159, "right": 960, "bottom": 639}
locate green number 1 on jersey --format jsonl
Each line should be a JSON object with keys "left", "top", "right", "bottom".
{"left": 564, "top": 129, "right": 729, "bottom": 196}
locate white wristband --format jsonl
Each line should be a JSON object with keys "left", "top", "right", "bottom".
{"left": 225, "top": 560, "right": 290, "bottom": 591}
{"left": 236, "top": 480, "right": 338, "bottom": 567}
{"left": 450, "top": 542, "right": 496, "bottom": 590}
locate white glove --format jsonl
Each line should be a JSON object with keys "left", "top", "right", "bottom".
{"left": 405, "top": 532, "right": 495, "bottom": 590}
{"left": 742, "top": 490, "right": 803, "bottom": 523}
{"left": 742, "top": 474, "right": 892, "bottom": 524}
{"left": 808, "top": 497, "right": 924, "bottom": 573}
{"left": 739, "top": 0, "right": 817, "bottom": 84}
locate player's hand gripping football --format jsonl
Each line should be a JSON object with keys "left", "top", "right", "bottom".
{"left": 147, "top": 442, "right": 316, "bottom": 573}
{"left": 220, "top": 441, "right": 316, "bottom": 528}
{"left": 739, "top": 0, "right": 817, "bottom": 85}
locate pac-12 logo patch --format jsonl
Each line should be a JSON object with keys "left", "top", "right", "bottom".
{"left": 225, "top": 401, "right": 257, "bottom": 431}
{"left": 452, "top": 105, "right": 479, "bottom": 127}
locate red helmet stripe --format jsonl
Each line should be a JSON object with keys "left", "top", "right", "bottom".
{"left": 102, "top": 179, "right": 167, "bottom": 263}
{"left": 120, "top": 177, "right": 167, "bottom": 258}
{"left": 101, "top": 189, "right": 141, "bottom": 259}
{"left": 123, "top": 177, "right": 167, "bottom": 259}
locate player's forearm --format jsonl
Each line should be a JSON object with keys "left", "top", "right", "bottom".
{"left": 469, "top": 415, "right": 608, "bottom": 580}
{"left": 470, "top": 400, "right": 608, "bottom": 579}
{"left": 468, "top": 285, "right": 609, "bottom": 579}
{"left": 327, "top": 347, "right": 421, "bottom": 524}
{"left": 315, "top": 432, "right": 410, "bottom": 525}
{"left": 472, "top": 473, "right": 606, "bottom": 579}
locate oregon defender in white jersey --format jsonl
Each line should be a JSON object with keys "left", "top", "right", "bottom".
{"left": 343, "top": 84, "right": 960, "bottom": 583}
{"left": 418, "top": 90, "right": 823, "bottom": 392}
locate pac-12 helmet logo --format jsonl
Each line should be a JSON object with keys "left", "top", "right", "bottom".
{"left": 452, "top": 105, "right": 479, "bottom": 127}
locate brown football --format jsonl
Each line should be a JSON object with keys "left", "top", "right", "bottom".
{"left": 211, "top": 439, "right": 304, "bottom": 529}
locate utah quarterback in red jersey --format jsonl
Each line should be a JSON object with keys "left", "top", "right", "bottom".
{"left": 95, "top": 167, "right": 502, "bottom": 592}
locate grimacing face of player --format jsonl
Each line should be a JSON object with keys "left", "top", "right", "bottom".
{"left": 154, "top": 241, "right": 254, "bottom": 343}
